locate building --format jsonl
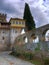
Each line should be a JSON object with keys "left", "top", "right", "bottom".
{"left": 9, "top": 18, "right": 25, "bottom": 44}
{"left": 0, "top": 13, "right": 7, "bottom": 22}
{"left": 0, "top": 13, "right": 25, "bottom": 50}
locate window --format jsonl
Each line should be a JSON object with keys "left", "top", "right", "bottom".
{"left": 16, "top": 21, "right": 18, "bottom": 24}
{"left": 13, "top": 21, "right": 15, "bottom": 24}
{"left": 3, "top": 31, "right": 4, "bottom": 33}
{"left": 15, "top": 30, "right": 17, "bottom": 33}
{"left": 3, "top": 30, "right": 5, "bottom": 33}
{"left": 22, "top": 22, "right": 24, "bottom": 25}
{"left": 19, "top": 22, "right": 21, "bottom": 24}
{"left": 3, "top": 30, "right": 6, "bottom": 34}
{"left": 2, "top": 37, "right": 5, "bottom": 40}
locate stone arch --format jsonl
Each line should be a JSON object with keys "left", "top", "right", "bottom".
{"left": 45, "top": 30, "right": 49, "bottom": 41}
{"left": 29, "top": 33, "right": 36, "bottom": 43}
{"left": 31, "top": 33, "right": 36, "bottom": 39}
{"left": 42, "top": 29, "right": 49, "bottom": 41}
{"left": 33, "top": 36, "right": 39, "bottom": 43}
{"left": 42, "top": 29, "right": 49, "bottom": 35}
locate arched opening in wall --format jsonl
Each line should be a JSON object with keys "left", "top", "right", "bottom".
{"left": 33, "top": 36, "right": 39, "bottom": 43}
{"left": 23, "top": 36, "right": 28, "bottom": 44}
{"left": 25, "top": 37, "right": 28, "bottom": 43}
{"left": 45, "top": 30, "right": 49, "bottom": 41}
{"left": 31, "top": 34, "right": 39, "bottom": 43}
{"left": 21, "top": 28, "right": 25, "bottom": 34}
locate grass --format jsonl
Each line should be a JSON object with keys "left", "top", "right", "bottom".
{"left": 10, "top": 51, "right": 43, "bottom": 65}
{"left": 30, "top": 60, "right": 42, "bottom": 65}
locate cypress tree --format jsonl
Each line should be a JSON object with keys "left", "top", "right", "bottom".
{"left": 23, "top": 3, "right": 35, "bottom": 31}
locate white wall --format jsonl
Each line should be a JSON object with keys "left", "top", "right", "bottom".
{"left": 10, "top": 28, "right": 21, "bottom": 44}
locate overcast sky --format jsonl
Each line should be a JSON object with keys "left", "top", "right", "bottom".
{"left": 0, "top": 0, "right": 49, "bottom": 27}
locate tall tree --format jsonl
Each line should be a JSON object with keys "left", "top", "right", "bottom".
{"left": 23, "top": 3, "right": 35, "bottom": 31}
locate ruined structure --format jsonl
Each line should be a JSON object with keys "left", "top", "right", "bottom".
{"left": 14, "top": 24, "right": 49, "bottom": 45}
{"left": 0, "top": 13, "right": 49, "bottom": 51}
{"left": 0, "top": 13, "right": 25, "bottom": 50}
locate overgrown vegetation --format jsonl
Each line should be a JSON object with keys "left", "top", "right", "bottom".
{"left": 11, "top": 51, "right": 34, "bottom": 60}
{"left": 11, "top": 48, "right": 49, "bottom": 65}
{"left": 11, "top": 43, "right": 49, "bottom": 65}
{"left": 44, "top": 58, "right": 49, "bottom": 65}
{"left": 35, "top": 43, "right": 41, "bottom": 51}
{"left": 11, "top": 50, "right": 43, "bottom": 65}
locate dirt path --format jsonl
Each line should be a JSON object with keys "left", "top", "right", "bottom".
{"left": 0, "top": 51, "right": 34, "bottom": 65}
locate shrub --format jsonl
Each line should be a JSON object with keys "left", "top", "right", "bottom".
{"left": 35, "top": 47, "right": 40, "bottom": 51}
{"left": 11, "top": 50, "right": 34, "bottom": 60}
{"left": 11, "top": 51, "right": 21, "bottom": 57}
{"left": 35, "top": 43, "right": 40, "bottom": 51}
{"left": 44, "top": 58, "right": 49, "bottom": 65}
{"left": 22, "top": 52, "right": 33, "bottom": 60}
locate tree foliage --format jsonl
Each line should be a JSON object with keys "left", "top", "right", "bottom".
{"left": 23, "top": 3, "right": 36, "bottom": 31}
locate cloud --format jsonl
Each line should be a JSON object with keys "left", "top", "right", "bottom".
{"left": 30, "top": 7, "right": 49, "bottom": 27}
{"left": 0, "top": 0, "right": 49, "bottom": 27}
{"left": 29, "top": 0, "right": 49, "bottom": 27}
{"left": 0, "top": 1, "right": 17, "bottom": 13}
{"left": 0, "top": 0, "right": 24, "bottom": 21}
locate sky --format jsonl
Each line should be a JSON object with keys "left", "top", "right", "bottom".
{"left": 0, "top": 0, "right": 49, "bottom": 27}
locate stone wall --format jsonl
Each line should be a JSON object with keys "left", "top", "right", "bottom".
{"left": 14, "top": 41, "right": 49, "bottom": 52}
{"left": 0, "top": 29, "right": 10, "bottom": 51}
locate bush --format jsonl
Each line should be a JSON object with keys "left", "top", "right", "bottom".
{"left": 44, "top": 58, "right": 49, "bottom": 65}
{"left": 22, "top": 52, "right": 33, "bottom": 60}
{"left": 11, "top": 51, "right": 34, "bottom": 60}
{"left": 11, "top": 51, "right": 21, "bottom": 57}
{"left": 35, "top": 47, "right": 40, "bottom": 51}
{"left": 35, "top": 43, "right": 41, "bottom": 51}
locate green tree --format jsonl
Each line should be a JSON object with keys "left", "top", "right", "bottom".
{"left": 23, "top": 3, "right": 36, "bottom": 31}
